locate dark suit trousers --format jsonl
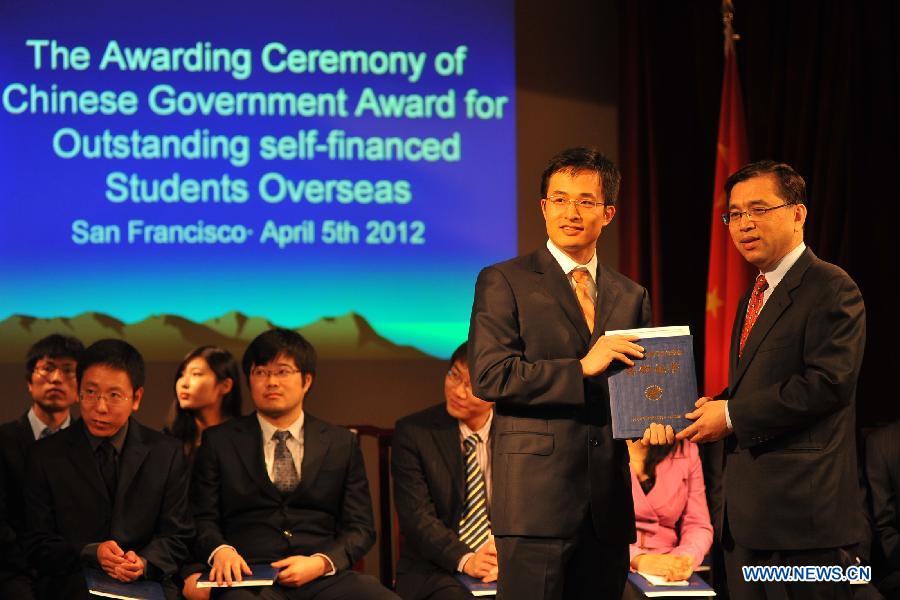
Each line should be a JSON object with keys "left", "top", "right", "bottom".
{"left": 395, "top": 570, "right": 476, "bottom": 600}
{"left": 496, "top": 512, "right": 629, "bottom": 600}
{"left": 213, "top": 571, "right": 399, "bottom": 600}
{"left": 724, "top": 542, "right": 854, "bottom": 600}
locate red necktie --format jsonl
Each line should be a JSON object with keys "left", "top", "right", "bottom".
{"left": 739, "top": 274, "right": 769, "bottom": 356}
{"left": 571, "top": 268, "right": 595, "bottom": 334}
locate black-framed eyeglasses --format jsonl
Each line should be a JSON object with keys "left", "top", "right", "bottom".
{"left": 722, "top": 202, "right": 794, "bottom": 226}
{"left": 543, "top": 196, "right": 606, "bottom": 211}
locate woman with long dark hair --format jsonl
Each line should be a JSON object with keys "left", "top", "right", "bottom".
{"left": 166, "top": 346, "right": 242, "bottom": 459}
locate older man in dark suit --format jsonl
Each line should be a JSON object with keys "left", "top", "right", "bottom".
{"left": 469, "top": 147, "right": 652, "bottom": 600}
{"left": 186, "top": 328, "right": 399, "bottom": 600}
{"left": 678, "top": 161, "right": 867, "bottom": 600}
{"left": 392, "top": 342, "right": 496, "bottom": 600}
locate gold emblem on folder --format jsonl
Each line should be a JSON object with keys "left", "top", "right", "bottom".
{"left": 644, "top": 385, "right": 663, "bottom": 401}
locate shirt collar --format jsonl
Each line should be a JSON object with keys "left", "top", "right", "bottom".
{"left": 27, "top": 407, "right": 71, "bottom": 440}
{"left": 546, "top": 239, "right": 598, "bottom": 282}
{"left": 760, "top": 242, "right": 806, "bottom": 289}
{"left": 84, "top": 419, "right": 129, "bottom": 454}
{"left": 257, "top": 411, "right": 305, "bottom": 443}
{"left": 459, "top": 408, "right": 493, "bottom": 442}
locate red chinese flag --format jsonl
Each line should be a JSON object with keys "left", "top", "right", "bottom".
{"left": 704, "top": 42, "right": 753, "bottom": 396}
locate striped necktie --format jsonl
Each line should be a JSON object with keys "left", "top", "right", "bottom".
{"left": 458, "top": 433, "right": 490, "bottom": 551}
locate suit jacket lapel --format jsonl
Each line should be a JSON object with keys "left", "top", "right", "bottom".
{"left": 234, "top": 415, "right": 281, "bottom": 502}
{"left": 533, "top": 248, "right": 591, "bottom": 347}
{"left": 296, "top": 415, "right": 330, "bottom": 496}
{"left": 594, "top": 264, "right": 623, "bottom": 340}
{"left": 431, "top": 412, "right": 464, "bottom": 502}
{"left": 731, "top": 249, "right": 813, "bottom": 390}
{"left": 116, "top": 419, "right": 150, "bottom": 502}
{"left": 65, "top": 421, "right": 109, "bottom": 502}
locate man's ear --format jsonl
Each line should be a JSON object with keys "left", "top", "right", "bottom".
{"left": 132, "top": 387, "right": 144, "bottom": 412}
{"left": 301, "top": 373, "right": 313, "bottom": 394}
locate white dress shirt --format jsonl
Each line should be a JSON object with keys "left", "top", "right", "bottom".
{"left": 546, "top": 239, "right": 599, "bottom": 303}
{"left": 257, "top": 412, "right": 304, "bottom": 482}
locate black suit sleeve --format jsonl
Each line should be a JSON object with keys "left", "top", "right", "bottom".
{"left": 391, "top": 419, "right": 470, "bottom": 573}
{"left": 469, "top": 266, "right": 587, "bottom": 407}
{"left": 730, "top": 272, "right": 865, "bottom": 447}
{"left": 317, "top": 433, "right": 376, "bottom": 572}
{"left": 138, "top": 445, "right": 193, "bottom": 578}
{"left": 191, "top": 432, "right": 228, "bottom": 562}
{"left": 23, "top": 446, "right": 81, "bottom": 575}
{"left": 867, "top": 430, "right": 900, "bottom": 569}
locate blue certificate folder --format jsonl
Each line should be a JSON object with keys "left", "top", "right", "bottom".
{"left": 454, "top": 573, "right": 497, "bottom": 596}
{"left": 84, "top": 568, "right": 165, "bottom": 600}
{"left": 607, "top": 334, "right": 698, "bottom": 440}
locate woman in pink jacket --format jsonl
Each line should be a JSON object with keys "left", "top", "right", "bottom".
{"left": 627, "top": 439, "right": 713, "bottom": 582}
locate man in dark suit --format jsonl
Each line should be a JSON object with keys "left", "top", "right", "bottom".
{"left": 677, "top": 161, "right": 867, "bottom": 600}
{"left": 186, "top": 328, "right": 399, "bottom": 599}
{"left": 24, "top": 338, "right": 193, "bottom": 599}
{"left": 392, "top": 342, "right": 497, "bottom": 600}
{"left": 468, "top": 147, "right": 652, "bottom": 600}
{"left": 866, "top": 421, "right": 900, "bottom": 599}
{"left": 0, "top": 334, "right": 84, "bottom": 599}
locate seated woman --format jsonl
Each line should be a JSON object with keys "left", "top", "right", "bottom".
{"left": 166, "top": 345, "right": 243, "bottom": 460}
{"left": 626, "top": 439, "right": 713, "bottom": 587}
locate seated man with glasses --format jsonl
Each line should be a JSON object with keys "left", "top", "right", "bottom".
{"left": 392, "top": 342, "right": 497, "bottom": 600}
{"left": 23, "top": 339, "right": 193, "bottom": 600}
{"left": 185, "top": 328, "right": 399, "bottom": 599}
{"left": 0, "top": 334, "right": 84, "bottom": 599}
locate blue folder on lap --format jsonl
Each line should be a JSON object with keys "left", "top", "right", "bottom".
{"left": 84, "top": 568, "right": 165, "bottom": 600}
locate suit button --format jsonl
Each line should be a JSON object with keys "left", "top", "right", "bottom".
{"left": 283, "top": 530, "right": 293, "bottom": 538}
{"left": 589, "top": 438, "right": 599, "bottom": 447}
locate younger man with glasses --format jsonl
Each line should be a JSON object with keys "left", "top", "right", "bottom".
{"left": 185, "top": 328, "right": 398, "bottom": 599}
{"left": 0, "top": 334, "right": 84, "bottom": 599}
{"left": 24, "top": 339, "right": 193, "bottom": 599}
{"left": 392, "top": 342, "right": 497, "bottom": 600}
{"left": 468, "top": 147, "right": 654, "bottom": 599}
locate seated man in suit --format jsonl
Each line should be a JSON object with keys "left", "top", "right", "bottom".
{"left": 1, "top": 334, "right": 84, "bottom": 599}
{"left": 867, "top": 421, "right": 900, "bottom": 600}
{"left": 392, "top": 342, "right": 497, "bottom": 600}
{"left": 186, "top": 328, "right": 399, "bottom": 599}
{"left": 24, "top": 339, "right": 193, "bottom": 599}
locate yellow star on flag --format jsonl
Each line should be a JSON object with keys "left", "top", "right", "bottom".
{"left": 707, "top": 287, "right": 723, "bottom": 319}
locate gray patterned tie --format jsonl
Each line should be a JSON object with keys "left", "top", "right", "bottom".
{"left": 272, "top": 430, "right": 299, "bottom": 493}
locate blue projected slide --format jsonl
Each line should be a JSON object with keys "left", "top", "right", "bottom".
{"left": 0, "top": 0, "right": 515, "bottom": 360}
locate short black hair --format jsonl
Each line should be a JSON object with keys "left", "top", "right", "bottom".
{"left": 724, "top": 160, "right": 807, "bottom": 207}
{"left": 77, "top": 339, "right": 145, "bottom": 391}
{"left": 25, "top": 334, "right": 84, "bottom": 382}
{"left": 449, "top": 342, "right": 468, "bottom": 368}
{"left": 540, "top": 147, "right": 621, "bottom": 206}
{"left": 242, "top": 329, "right": 317, "bottom": 381}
